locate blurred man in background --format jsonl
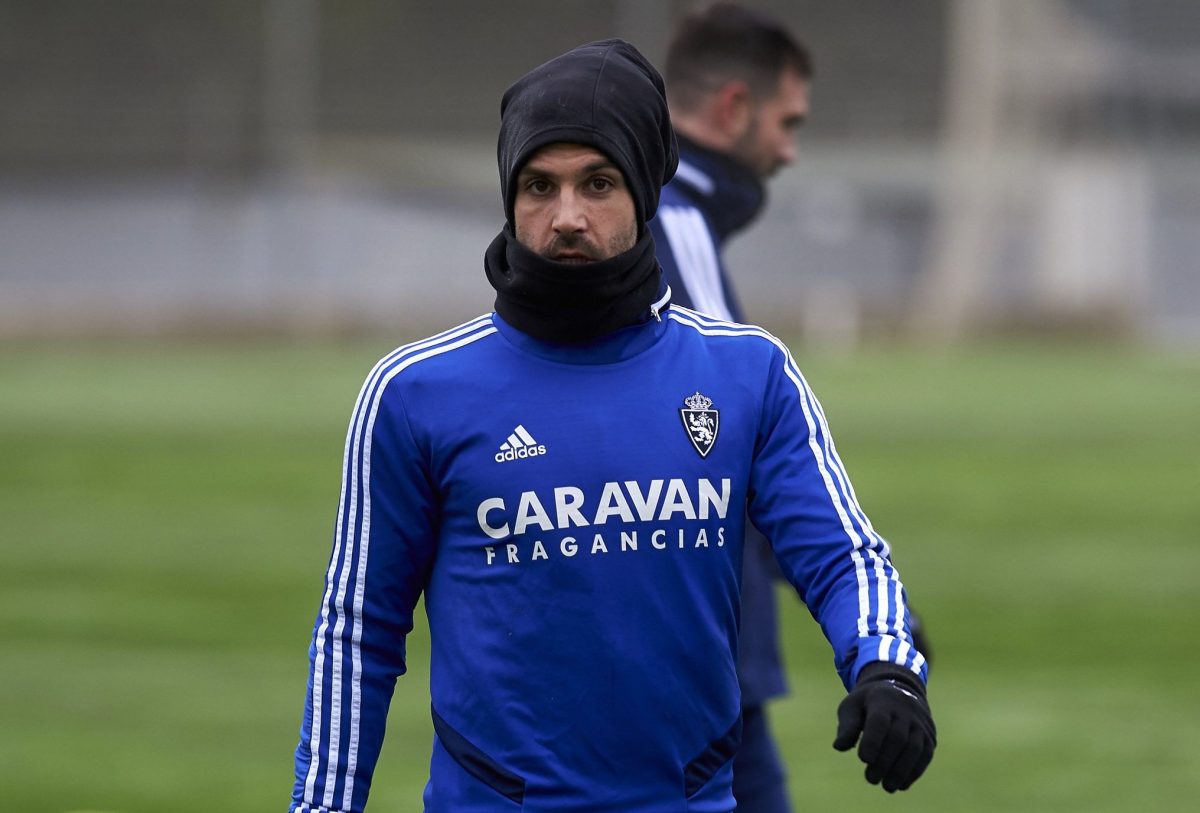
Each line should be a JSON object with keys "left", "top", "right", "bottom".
{"left": 652, "top": 5, "right": 931, "bottom": 811}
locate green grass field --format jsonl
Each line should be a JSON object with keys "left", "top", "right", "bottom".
{"left": 2, "top": 338, "right": 1197, "bottom": 812}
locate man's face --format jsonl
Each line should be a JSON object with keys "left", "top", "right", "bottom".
{"left": 730, "top": 67, "right": 811, "bottom": 180}
{"left": 513, "top": 143, "right": 638, "bottom": 263}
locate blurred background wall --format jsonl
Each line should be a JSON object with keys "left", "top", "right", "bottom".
{"left": 2, "top": 0, "right": 1198, "bottom": 344}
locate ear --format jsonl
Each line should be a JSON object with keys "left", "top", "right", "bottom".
{"left": 713, "top": 80, "right": 754, "bottom": 138}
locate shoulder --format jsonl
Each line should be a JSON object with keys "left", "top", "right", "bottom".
{"left": 655, "top": 177, "right": 712, "bottom": 234}
{"left": 658, "top": 177, "right": 702, "bottom": 210}
{"left": 365, "top": 314, "right": 499, "bottom": 399}
{"left": 652, "top": 199, "right": 717, "bottom": 266}
{"left": 665, "top": 306, "right": 787, "bottom": 361}
{"left": 654, "top": 195, "right": 709, "bottom": 234}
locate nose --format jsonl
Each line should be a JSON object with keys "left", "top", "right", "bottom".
{"left": 551, "top": 189, "right": 587, "bottom": 234}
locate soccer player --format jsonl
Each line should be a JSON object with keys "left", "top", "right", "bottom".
{"left": 653, "top": 8, "right": 932, "bottom": 810}
{"left": 290, "top": 39, "right": 935, "bottom": 813}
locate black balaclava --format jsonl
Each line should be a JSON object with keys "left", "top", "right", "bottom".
{"left": 485, "top": 39, "right": 679, "bottom": 344}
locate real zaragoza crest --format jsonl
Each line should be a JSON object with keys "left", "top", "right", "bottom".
{"left": 680, "top": 391, "right": 719, "bottom": 458}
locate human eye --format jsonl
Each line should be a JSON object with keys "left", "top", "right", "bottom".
{"left": 525, "top": 177, "right": 552, "bottom": 195}
{"left": 587, "top": 175, "right": 615, "bottom": 193}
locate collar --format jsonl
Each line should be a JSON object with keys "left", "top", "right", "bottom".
{"left": 670, "top": 133, "right": 766, "bottom": 240}
{"left": 491, "top": 278, "right": 672, "bottom": 365}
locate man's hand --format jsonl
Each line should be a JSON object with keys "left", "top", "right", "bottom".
{"left": 832, "top": 661, "right": 937, "bottom": 792}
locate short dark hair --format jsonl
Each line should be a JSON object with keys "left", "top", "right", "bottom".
{"left": 665, "top": 2, "right": 813, "bottom": 111}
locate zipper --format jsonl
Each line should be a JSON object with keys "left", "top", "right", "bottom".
{"left": 650, "top": 284, "right": 672, "bottom": 321}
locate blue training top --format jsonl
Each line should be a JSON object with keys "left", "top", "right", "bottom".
{"left": 291, "top": 306, "right": 926, "bottom": 813}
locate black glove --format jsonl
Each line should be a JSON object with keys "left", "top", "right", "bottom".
{"left": 832, "top": 661, "right": 937, "bottom": 792}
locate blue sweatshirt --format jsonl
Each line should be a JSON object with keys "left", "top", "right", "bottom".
{"left": 291, "top": 306, "right": 926, "bottom": 813}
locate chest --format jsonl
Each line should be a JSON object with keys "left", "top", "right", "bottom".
{"left": 427, "top": 358, "right": 758, "bottom": 513}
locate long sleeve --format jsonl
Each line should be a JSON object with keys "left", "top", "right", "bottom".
{"left": 292, "top": 364, "right": 438, "bottom": 813}
{"left": 747, "top": 343, "right": 928, "bottom": 689}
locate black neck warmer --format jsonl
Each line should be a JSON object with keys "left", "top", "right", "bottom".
{"left": 675, "top": 133, "right": 766, "bottom": 239}
{"left": 485, "top": 225, "right": 662, "bottom": 344}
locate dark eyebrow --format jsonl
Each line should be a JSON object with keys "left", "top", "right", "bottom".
{"left": 583, "top": 160, "right": 619, "bottom": 174}
{"left": 518, "top": 159, "right": 620, "bottom": 178}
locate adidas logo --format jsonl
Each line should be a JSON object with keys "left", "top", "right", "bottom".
{"left": 494, "top": 425, "right": 548, "bottom": 463}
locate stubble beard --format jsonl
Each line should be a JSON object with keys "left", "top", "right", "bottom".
{"left": 519, "top": 224, "right": 638, "bottom": 264}
{"left": 731, "top": 118, "right": 781, "bottom": 181}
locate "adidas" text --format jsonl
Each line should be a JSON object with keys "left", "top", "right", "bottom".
{"left": 495, "top": 424, "right": 547, "bottom": 463}
{"left": 495, "top": 444, "right": 547, "bottom": 463}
